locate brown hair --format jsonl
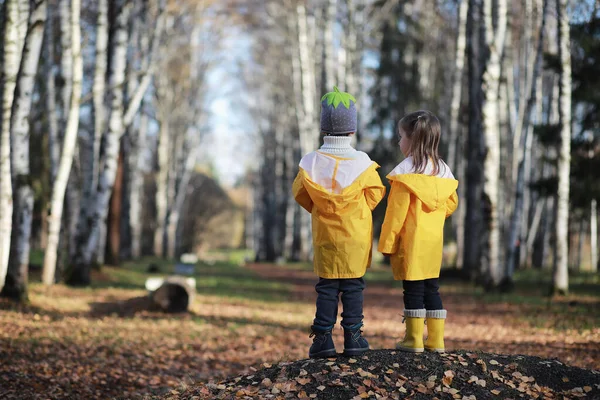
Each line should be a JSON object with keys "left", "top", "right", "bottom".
{"left": 398, "top": 110, "right": 443, "bottom": 175}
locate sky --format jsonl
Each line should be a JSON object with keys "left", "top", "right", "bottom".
{"left": 200, "top": 28, "right": 256, "bottom": 188}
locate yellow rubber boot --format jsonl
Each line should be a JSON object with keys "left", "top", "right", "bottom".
{"left": 425, "top": 309, "right": 447, "bottom": 353}
{"left": 396, "top": 309, "right": 426, "bottom": 353}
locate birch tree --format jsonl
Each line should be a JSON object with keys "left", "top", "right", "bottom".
{"left": 553, "top": 0, "right": 572, "bottom": 295}
{"left": 42, "top": 0, "right": 83, "bottom": 286}
{"left": 480, "top": 0, "right": 507, "bottom": 286}
{"left": 0, "top": 0, "right": 19, "bottom": 293}
{"left": 323, "top": 0, "right": 336, "bottom": 91}
{"left": 154, "top": 86, "right": 170, "bottom": 257}
{"left": 3, "top": 0, "right": 47, "bottom": 300}
{"left": 45, "top": 4, "right": 59, "bottom": 183}
{"left": 129, "top": 107, "right": 148, "bottom": 259}
{"left": 448, "top": 0, "right": 468, "bottom": 269}
{"left": 68, "top": 2, "right": 130, "bottom": 285}
{"left": 295, "top": 2, "right": 317, "bottom": 260}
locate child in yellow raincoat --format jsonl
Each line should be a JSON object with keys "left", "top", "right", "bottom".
{"left": 293, "top": 87, "right": 386, "bottom": 358}
{"left": 378, "top": 110, "right": 459, "bottom": 353}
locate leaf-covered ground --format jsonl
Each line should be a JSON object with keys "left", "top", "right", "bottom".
{"left": 183, "top": 350, "right": 600, "bottom": 400}
{"left": 0, "top": 256, "right": 599, "bottom": 399}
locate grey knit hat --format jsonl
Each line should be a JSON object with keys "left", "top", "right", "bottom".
{"left": 320, "top": 86, "right": 357, "bottom": 135}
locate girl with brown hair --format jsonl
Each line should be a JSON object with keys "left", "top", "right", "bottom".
{"left": 378, "top": 110, "right": 459, "bottom": 353}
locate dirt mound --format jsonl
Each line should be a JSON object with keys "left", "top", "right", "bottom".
{"left": 172, "top": 350, "right": 600, "bottom": 399}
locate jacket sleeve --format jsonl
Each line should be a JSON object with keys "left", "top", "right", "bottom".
{"left": 378, "top": 181, "right": 410, "bottom": 255}
{"left": 292, "top": 171, "right": 313, "bottom": 213}
{"left": 445, "top": 191, "right": 459, "bottom": 218}
{"left": 364, "top": 166, "right": 386, "bottom": 211}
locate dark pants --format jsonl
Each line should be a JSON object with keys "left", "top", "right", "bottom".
{"left": 402, "top": 278, "right": 443, "bottom": 310}
{"left": 313, "top": 277, "right": 365, "bottom": 331}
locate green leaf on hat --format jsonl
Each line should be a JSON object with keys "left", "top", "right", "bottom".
{"left": 321, "top": 86, "right": 356, "bottom": 109}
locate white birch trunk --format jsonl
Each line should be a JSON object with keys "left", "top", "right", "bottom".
{"left": 4, "top": 0, "right": 47, "bottom": 300}
{"left": 45, "top": 5, "right": 59, "bottom": 183}
{"left": 91, "top": 0, "right": 107, "bottom": 202}
{"left": 337, "top": 35, "right": 347, "bottom": 89}
{"left": 129, "top": 109, "right": 147, "bottom": 259}
{"left": 58, "top": 0, "right": 71, "bottom": 127}
{"left": 591, "top": 199, "right": 598, "bottom": 272}
{"left": 481, "top": 0, "right": 507, "bottom": 285}
{"left": 553, "top": 0, "right": 571, "bottom": 294}
{"left": 166, "top": 144, "right": 198, "bottom": 259}
{"left": 324, "top": 0, "right": 336, "bottom": 90}
{"left": 83, "top": 3, "right": 130, "bottom": 276}
{"left": 449, "top": 0, "right": 469, "bottom": 269}
{"left": 42, "top": 0, "right": 82, "bottom": 286}
{"left": 344, "top": 0, "right": 357, "bottom": 92}
{"left": 447, "top": 0, "right": 468, "bottom": 172}
{"left": 297, "top": 3, "right": 317, "bottom": 154}
{"left": 0, "top": 0, "right": 19, "bottom": 293}
{"left": 296, "top": 3, "right": 317, "bottom": 260}
{"left": 154, "top": 107, "right": 170, "bottom": 257}
{"left": 16, "top": 0, "right": 30, "bottom": 54}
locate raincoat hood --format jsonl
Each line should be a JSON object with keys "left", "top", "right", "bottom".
{"left": 387, "top": 173, "right": 458, "bottom": 212}
{"left": 299, "top": 163, "right": 380, "bottom": 214}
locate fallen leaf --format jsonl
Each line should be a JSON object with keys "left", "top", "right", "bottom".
{"left": 393, "top": 363, "right": 400, "bottom": 368}
{"left": 416, "top": 384, "right": 429, "bottom": 394}
{"left": 490, "top": 389, "right": 501, "bottom": 395}
{"left": 297, "top": 390, "right": 309, "bottom": 399}
{"left": 296, "top": 377, "right": 311, "bottom": 385}
{"left": 490, "top": 360, "right": 499, "bottom": 365}
{"left": 443, "top": 370, "right": 454, "bottom": 387}
{"left": 261, "top": 378, "right": 273, "bottom": 387}
{"left": 584, "top": 386, "right": 592, "bottom": 393}
{"left": 562, "top": 377, "right": 569, "bottom": 382}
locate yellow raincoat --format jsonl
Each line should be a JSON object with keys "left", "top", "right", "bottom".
{"left": 378, "top": 173, "right": 458, "bottom": 281}
{"left": 293, "top": 153, "right": 386, "bottom": 279}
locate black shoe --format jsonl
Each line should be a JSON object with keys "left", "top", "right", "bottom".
{"left": 309, "top": 327, "right": 337, "bottom": 358}
{"left": 343, "top": 323, "right": 369, "bottom": 356}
